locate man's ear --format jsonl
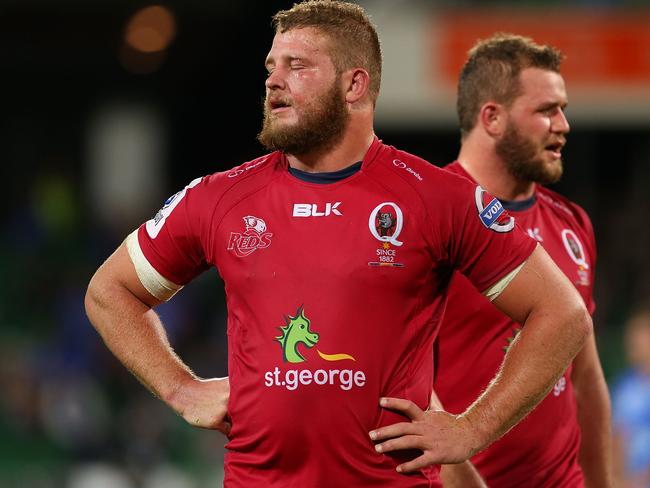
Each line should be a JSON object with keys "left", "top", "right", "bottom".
{"left": 479, "top": 102, "right": 507, "bottom": 138}
{"left": 343, "top": 68, "right": 370, "bottom": 104}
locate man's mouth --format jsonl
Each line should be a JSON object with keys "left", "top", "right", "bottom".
{"left": 268, "top": 99, "right": 292, "bottom": 113}
{"left": 545, "top": 141, "right": 565, "bottom": 159}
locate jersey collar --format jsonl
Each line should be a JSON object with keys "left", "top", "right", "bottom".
{"left": 281, "top": 135, "right": 383, "bottom": 185}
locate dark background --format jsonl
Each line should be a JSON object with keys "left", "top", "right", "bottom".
{"left": 1, "top": 1, "right": 648, "bottom": 486}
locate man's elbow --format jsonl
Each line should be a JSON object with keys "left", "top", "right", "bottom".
{"left": 84, "top": 274, "right": 102, "bottom": 325}
{"left": 84, "top": 270, "right": 113, "bottom": 331}
{"left": 569, "top": 301, "right": 593, "bottom": 350}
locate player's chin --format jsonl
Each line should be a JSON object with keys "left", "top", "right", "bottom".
{"left": 550, "top": 155, "right": 563, "bottom": 169}
{"left": 541, "top": 157, "right": 564, "bottom": 183}
{"left": 539, "top": 149, "right": 561, "bottom": 168}
{"left": 269, "top": 115, "right": 299, "bottom": 133}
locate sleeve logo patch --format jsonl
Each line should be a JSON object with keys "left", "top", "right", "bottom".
{"left": 146, "top": 177, "right": 202, "bottom": 239}
{"left": 475, "top": 186, "right": 515, "bottom": 233}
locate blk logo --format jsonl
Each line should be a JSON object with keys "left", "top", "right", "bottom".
{"left": 293, "top": 202, "right": 342, "bottom": 217}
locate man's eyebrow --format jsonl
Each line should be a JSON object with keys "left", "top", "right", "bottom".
{"left": 266, "top": 54, "right": 307, "bottom": 66}
{"left": 538, "top": 100, "right": 567, "bottom": 111}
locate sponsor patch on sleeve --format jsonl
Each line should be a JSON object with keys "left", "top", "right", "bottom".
{"left": 475, "top": 186, "right": 515, "bottom": 233}
{"left": 146, "top": 177, "right": 202, "bottom": 239}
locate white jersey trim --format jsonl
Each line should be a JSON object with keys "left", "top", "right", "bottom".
{"left": 126, "top": 230, "right": 182, "bottom": 302}
{"left": 483, "top": 261, "right": 526, "bottom": 302}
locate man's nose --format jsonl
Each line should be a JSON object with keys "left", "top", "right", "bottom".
{"left": 265, "top": 68, "right": 286, "bottom": 90}
{"left": 553, "top": 109, "right": 570, "bottom": 134}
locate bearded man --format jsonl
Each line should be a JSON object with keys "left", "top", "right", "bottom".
{"left": 85, "top": 5, "right": 592, "bottom": 487}
{"left": 435, "top": 33, "right": 613, "bottom": 488}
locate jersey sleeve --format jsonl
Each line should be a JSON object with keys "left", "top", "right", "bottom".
{"left": 434, "top": 173, "right": 537, "bottom": 294}
{"left": 130, "top": 176, "right": 213, "bottom": 300}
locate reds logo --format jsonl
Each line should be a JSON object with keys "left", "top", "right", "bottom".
{"left": 227, "top": 215, "right": 273, "bottom": 257}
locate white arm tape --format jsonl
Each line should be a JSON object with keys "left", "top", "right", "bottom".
{"left": 125, "top": 230, "right": 183, "bottom": 302}
{"left": 483, "top": 260, "right": 526, "bottom": 302}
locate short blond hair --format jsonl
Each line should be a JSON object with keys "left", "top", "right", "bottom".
{"left": 273, "top": 1, "right": 382, "bottom": 104}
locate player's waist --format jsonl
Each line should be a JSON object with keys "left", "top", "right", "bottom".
{"left": 224, "top": 448, "right": 441, "bottom": 488}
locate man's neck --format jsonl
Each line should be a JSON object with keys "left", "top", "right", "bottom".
{"left": 457, "top": 139, "right": 536, "bottom": 202}
{"left": 287, "top": 122, "right": 375, "bottom": 173}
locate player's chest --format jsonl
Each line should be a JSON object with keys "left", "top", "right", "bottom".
{"left": 518, "top": 213, "right": 592, "bottom": 291}
{"left": 212, "top": 187, "right": 435, "bottom": 290}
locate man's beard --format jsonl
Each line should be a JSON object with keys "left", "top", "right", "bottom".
{"left": 495, "top": 121, "right": 563, "bottom": 185}
{"left": 257, "top": 79, "right": 349, "bottom": 156}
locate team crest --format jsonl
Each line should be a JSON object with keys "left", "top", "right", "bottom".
{"left": 368, "top": 202, "right": 404, "bottom": 267}
{"left": 377, "top": 212, "right": 396, "bottom": 237}
{"left": 227, "top": 215, "right": 273, "bottom": 257}
{"left": 561, "top": 229, "right": 590, "bottom": 286}
{"left": 475, "top": 186, "right": 515, "bottom": 233}
{"left": 368, "top": 202, "right": 403, "bottom": 246}
{"left": 561, "top": 229, "right": 588, "bottom": 269}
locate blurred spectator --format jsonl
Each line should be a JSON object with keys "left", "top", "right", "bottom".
{"left": 612, "top": 306, "right": 650, "bottom": 487}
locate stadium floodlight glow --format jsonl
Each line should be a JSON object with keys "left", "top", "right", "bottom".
{"left": 124, "top": 5, "right": 176, "bottom": 53}
{"left": 119, "top": 5, "right": 177, "bottom": 74}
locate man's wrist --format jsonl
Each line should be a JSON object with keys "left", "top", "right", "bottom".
{"left": 161, "top": 372, "right": 198, "bottom": 412}
{"left": 456, "top": 412, "right": 486, "bottom": 459}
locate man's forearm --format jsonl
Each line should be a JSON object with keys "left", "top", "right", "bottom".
{"left": 369, "top": 247, "right": 593, "bottom": 468}
{"left": 461, "top": 305, "right": 591, "bottom": 454}
{"left": 572, "top": 335, "right": 613, "bottom": 488}
{"left": 85, "top": 276, "right": 195, "bottom": 405}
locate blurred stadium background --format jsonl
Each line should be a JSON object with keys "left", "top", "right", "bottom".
{"left": 1, "top": 0, "right": 649, "bottom": 486}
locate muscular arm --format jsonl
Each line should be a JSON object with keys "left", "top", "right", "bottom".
{"left": 84, "top": 241, "right": 230, "bottom": 433}
{"left": 462, "top": 244, "right": 592, "bottom": 452}
{"left": 571, "top": 334, "right": 613, "bottom": 488}
{"left": 371, "top": 245, "right": 592, "bottom": 470}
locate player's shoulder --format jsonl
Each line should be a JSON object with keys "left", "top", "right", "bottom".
{"left": 181, "top": 152, "right": 282, "bottom": 207}
{"left": 536, "top": 185, "right": 593, "bottom": 233}
{"left": 200, "top": 152, "right": 282, "bottom": 191}
{"left": 157, "top": 152, "right": 282, "bottom": 224}
{"left": 372, "top": 143, "right": 476, "bottom": 200}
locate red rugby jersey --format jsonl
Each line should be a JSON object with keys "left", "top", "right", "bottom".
{"left": 135, "top": 139, "right": 536, "bottom": 487}
{"left": 435, "top": 161, "right": 596, "bottom": 488}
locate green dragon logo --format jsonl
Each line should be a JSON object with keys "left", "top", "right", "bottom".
{"left": 276, "top": 306, "right": 320, "bottom": 363}
{"left": 276, "top": 306, "right": 356, "bottom": 363}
